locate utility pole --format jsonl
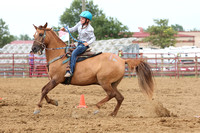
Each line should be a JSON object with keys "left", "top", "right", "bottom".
{"left": 82, "top": 0, "right": 86, "bottom": 12}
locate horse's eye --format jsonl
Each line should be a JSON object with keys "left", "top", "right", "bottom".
{"left": 39, "top": 33, "right": 43, "bottom": 36}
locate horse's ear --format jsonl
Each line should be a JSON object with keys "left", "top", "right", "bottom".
{"left": 44, "top": 22, "right": 48, "bottom": 28}
{"left": 33, "top": 24, "right": 37, "bottom": 30}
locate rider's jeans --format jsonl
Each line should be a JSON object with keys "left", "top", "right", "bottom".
{"left": 70, "top": 43, "right": 88, "bottom": 74}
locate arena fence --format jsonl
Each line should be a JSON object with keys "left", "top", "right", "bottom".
{"left": 0, "top": 53, "right": 48, "bottom": 78}
{"left": 1, "top": 53, "right": 200, "bottom": 78}
{"left": 123, "top": 52, "right": 200, "bottom": 78}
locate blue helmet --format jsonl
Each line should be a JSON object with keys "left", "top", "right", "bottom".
{"left": 80, "top": 11, "right": 92, "bottom": 21}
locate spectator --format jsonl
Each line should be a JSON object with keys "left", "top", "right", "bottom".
{"left": 118, "top": 50, "right": 123, "bottom": 57}
{"left": 29, "top": 51, "right": 34, "bottom": 77}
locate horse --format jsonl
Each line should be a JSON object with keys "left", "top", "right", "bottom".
{"left": 31, "top": 23, "right": 154, "bottom": 116}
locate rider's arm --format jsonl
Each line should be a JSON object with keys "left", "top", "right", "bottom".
{"left": 67, "top": 21, "right": 81, "bottom": 33}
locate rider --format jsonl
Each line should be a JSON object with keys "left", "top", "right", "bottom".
{"left": 60, "top": 11, "right": 96, "bottom": 77}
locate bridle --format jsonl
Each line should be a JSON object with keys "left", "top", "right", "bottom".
{"left": 33, "top": 27, "right": 72, "bottom": 67}
{"left": 33, "top": 28, "right": 51, "bottom": 49}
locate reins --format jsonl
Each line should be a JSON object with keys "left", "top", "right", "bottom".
{"left": 64, "top": 26, "right": 85, "bottom": 44}
{"left": 37, "top": 27, "right": 84, "bottom": 51}
{"left": 34, "top": 26, "right": 86, "bottom": 67}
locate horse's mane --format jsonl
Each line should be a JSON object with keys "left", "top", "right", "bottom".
{"left": 50, "top": 30, "right": 62, "bottom": 40}
{"left": 49, "top": 29, "right": 66, "bottom": 45}
{"left": 37, "top": 25, "right": 66, "bottom": 45}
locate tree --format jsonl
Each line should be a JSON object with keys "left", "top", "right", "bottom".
{"left": 143, "top": 19, "right": 177, "bottom": 48}
{"left": 0, "top": 18, "right": 16, "bottom": 48}
{"left": 190, "top": 28, "right": 200, "bottom": 31}
{"left": 60, "top": 0, "right": 129, "bottom": 40}
{"left": 171, "top": 24, "right": 184, "bottom": 31}
{"left": 18, "top": 34, "right": 32, "bottom": 40}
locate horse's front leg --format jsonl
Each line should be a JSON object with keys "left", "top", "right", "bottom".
{"left": 45, "top": 95, "right": 58, "bottom": 106}
{"left": 34, "top": 79, "right": 58, "bottom": 114}
{"left": 39, "top": 81, "right": 58, "bottom": 106}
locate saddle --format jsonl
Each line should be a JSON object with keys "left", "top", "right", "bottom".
{"left": 64, "top": 44, "right": 102, "bottom": 63}
{"left": 62, "top": 44, "right": 102, "bottom": 85}
{"left": 66, "top": 44, "right": 96, "bottom": 57}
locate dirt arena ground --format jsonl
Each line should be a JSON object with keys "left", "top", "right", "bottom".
{"left": 1, "top": 77, "right": 200, "bottom": 133}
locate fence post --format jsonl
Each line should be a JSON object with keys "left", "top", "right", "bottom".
{"left": 161, "top": 54, "right": 163, "bottom": 77}
{"left": 155, "top": 54, "right": 157, "bottom": 73}
{"left": 195, "top": 56, "right": 198, "bottom": 78}
{"left": 176, "top": 56, "right": 179, "bottom": 78}
{"left": 12, "top": 54, "right": 14, "bottom": 77}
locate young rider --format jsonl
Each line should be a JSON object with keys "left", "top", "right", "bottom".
{"left": 60, "top": 11, "right": 96, "bottom": 77}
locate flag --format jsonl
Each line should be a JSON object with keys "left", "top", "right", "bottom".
{"left": 58, "top": 31, "right": 69, "bottom": 42}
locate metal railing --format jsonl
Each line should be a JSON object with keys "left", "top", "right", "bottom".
{"left": 0, "top": 53, "right": 48, "bottom": 78}
{"left": 1, "top": 52, "right": 200, "bottom": 78}
{"left": 123, "top": 52, "right": 200, "bottom": 78}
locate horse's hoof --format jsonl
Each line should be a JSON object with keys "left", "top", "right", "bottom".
{"left": 33, "top": 109, "right": 40, "bottom": 115}
{"left": 94, "top": 110, "right": 99, "bottom": 115}
{"left": 109, "top": 113, "right": 116, "bottom": 117}
{"left": 51, "top": 100, "right": 58, "bottom": 106}
{"left": 54, "top": 100, "right": 58, "bottom": 106}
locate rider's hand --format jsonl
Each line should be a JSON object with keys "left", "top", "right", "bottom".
{"left": 83, "top": 42, "right": 88, "bottom": 46}
{"left": 60, "top": 27, "right": 66, "bottom": 31}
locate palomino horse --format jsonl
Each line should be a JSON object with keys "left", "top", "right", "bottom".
{"left": 32, "top": 23, "right": 154, "bottom": 116}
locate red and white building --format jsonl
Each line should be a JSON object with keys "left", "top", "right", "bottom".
{"left": 132, "top": 27, "right": 200, "bottom": 48}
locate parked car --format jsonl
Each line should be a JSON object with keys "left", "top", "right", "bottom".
{"left": 179, "top": 59, "right": 195, "bottom": 71}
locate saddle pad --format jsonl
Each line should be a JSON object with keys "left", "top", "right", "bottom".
{"left": 77, "top": 52, "right": 102, "bottom": 62}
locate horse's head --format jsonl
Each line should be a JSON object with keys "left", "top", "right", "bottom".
{"left": 32, "top": 22, "right": 51, "bottom": 55}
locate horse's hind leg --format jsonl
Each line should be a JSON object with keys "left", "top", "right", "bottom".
{"left": 110, "top": 80, "right": 124, "bottom": 116}
{"left": 96, "top": 83, "right": 116, "bottom": 109}
{"left": 34, "top": 79, "right": 58, "bottom": 114}
{"left": 96, "top": 81, "right": 124, "bottom": 116}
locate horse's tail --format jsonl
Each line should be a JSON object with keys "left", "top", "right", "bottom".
{"left": 125, "top": 59, "right": 154, "bottom": 99}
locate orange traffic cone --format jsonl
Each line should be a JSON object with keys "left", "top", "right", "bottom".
{"left": 77, "top": 94, "right": 87, "bottom": 108}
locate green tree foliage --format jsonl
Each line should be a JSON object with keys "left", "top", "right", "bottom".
{"left": 143, "top": 19, "right": 177, "bottom": 48}
{"left": 171, "top": 24, "right": 184, "bottom": 31}
{"left": 190, "top": 28, "right": 200, "bottom": 31}
{"left": 60, "top": 0, "right": 129, "bottom": 40}
{"left": 18, "top": 34, "right": 32, "bottom": 40}
{"left": 0, "top": 18, "right": 16, "bottom": 48}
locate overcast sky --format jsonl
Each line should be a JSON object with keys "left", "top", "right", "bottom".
{"left": 0, "top": 0, "right": 200, "bottom": 38}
